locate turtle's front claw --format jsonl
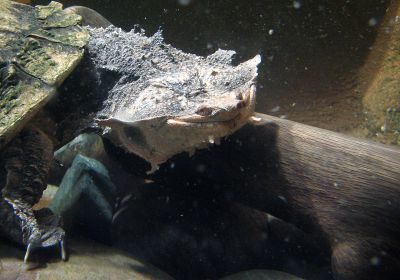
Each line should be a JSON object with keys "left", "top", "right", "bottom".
{"left": 23, "top": 225, "right": 66, "bottom": 263}
{"left": 23, "top": 226, "right": 66, "bottom": 263}
{"left": 24, "top": 243, "right": 34, "bottom": 263}
{"left": 60, "top": 239, "right": 66, "bottom": 261}
{"left": 23, "top": 233, "right": 42, "bottom": 263}
{"left": 20, "top": 208, "right": 67, "bottom": 263}
{"left": 60, "top": 240, "right": 67, "bottom": 261}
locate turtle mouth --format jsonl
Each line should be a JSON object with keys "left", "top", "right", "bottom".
{"left": 167, "top": 84, "right": 256, "bottom": 127}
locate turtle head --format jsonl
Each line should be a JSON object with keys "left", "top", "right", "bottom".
{"left": 96, "top": 54, "right": 261, "bottom": 170}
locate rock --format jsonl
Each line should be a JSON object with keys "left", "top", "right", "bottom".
{"left": 49, "top": 155, "right": 116, "bottom": 244}
{"left": 33, "top": 185, "right": 59, "bottom": 210}
{"left": 219, "top": 269, "right": 303, "bottom": 280}
{"left": 54, "top": 133, "right": 106, "bottom": 167}
{"left": 360, "top": 1, "right": 400, "bottom": 145}
{"left": 0, "top": 238, "right": 174, "bottom": 280}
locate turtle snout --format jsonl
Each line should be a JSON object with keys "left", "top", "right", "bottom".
{"left": 195, "top": 90, "right": 251, "bottom": 120}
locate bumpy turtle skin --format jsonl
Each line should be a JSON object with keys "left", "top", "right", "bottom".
{"left": 0, "top": 127, "right": 64, "bottom": 249}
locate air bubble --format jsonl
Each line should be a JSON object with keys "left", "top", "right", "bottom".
{"left": 177, "top": 0, "right": 191, "bottom": 6}
{"left": 293, "top": 1, "right": 301, "bottom": 9}
{"left": 368, "top": 17, "right": 378, "bottom": 27}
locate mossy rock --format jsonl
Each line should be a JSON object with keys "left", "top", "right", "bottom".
{"left": 361, "top": 2, "right": 400, "bottom": 145}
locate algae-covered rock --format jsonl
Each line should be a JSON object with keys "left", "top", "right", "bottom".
{"left": 361, "top": 2, "right": 400, "bottom": 145}
{"left": 54, "top": 133, "right": 106, "bottom": 167}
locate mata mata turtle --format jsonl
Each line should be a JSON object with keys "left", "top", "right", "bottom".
{"left": 0, "top": 0, "right": 261, "bottom": 262}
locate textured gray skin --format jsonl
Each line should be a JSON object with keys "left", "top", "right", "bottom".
{"left": 89, "top": 27, "right": 258, "bottom": 122}
{"left": 88, "top": 26, "right": 261, "bottom": 168}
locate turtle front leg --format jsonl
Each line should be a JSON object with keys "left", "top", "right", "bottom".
{"left": 0, "top": 127, "right": 65, "bottom": 262}
{"left": 0, "top": 197, "right": 66, "bottom": 262}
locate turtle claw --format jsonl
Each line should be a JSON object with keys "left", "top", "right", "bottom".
{"left": 17, "top": 207, "right": 67, "bottom": 263}
{"left": 60, "top": 239, "right": 67, "bottom": 261}
{"left": 24, "top": 243, "right": 33, "bottom": 263}
{"left": 23, "top": 227, "right": 66, "bottom": 263}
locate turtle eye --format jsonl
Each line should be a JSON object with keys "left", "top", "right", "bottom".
{"left": 196, "top": 106, "right": 213, "bottom": 116}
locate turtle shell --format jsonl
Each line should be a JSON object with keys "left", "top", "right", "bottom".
{"left": 0, "top": 1, "right": 89, "bottom": 149}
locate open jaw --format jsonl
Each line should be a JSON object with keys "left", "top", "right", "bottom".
{"left": 97, "top": 84, "right": 257, "bottom": 170}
